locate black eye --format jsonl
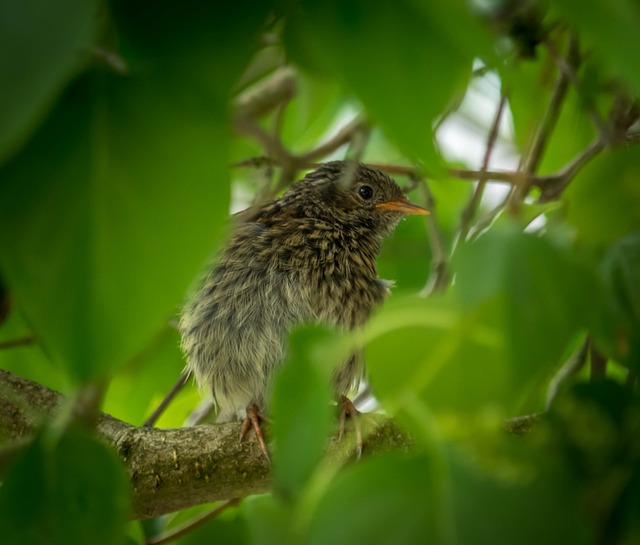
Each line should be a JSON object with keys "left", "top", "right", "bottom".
{"left": 358, "top": 185, "right": 374, "bottom": 200}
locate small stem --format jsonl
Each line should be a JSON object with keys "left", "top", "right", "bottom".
{"left": 546, "top": 37, "right": 611, "bottom": 145}
{"left": 145, "top": 499, "right": 241, "bottom": 545}
{"left": 589, "top": 339, "right": 608, "bottom": 381}
{"left": 143, "top": 373, "right": 189, "bottom": 428}
{"left": 546, "top": 335, "right": 590, "bottom": 410}
{"left": 0, "top": 335, "right": 36, "bottom": 349}
{"left": 300, "top": 117, "right": 366, "bottom": 163}
{"left": 456, "top": 94, "right": 507, "bottom": 247}
{"left": 418, "top": 179, "right": 450, "bottom": 296}
{"left": 537, "top": 139, "right": 604, "bottom": 202}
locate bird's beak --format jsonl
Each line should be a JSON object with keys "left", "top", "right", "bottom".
{"left": 376, "top": 198, "right": 429, "bottom": 215}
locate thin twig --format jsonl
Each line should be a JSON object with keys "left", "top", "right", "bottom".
{"left": 546, "top": 335, "right": 590, "bottom": 410}
{"left": 455, "top": 94, "right": 507, "bottom": 246}
{"left": 545, "top": 37, "right": 611, "bottom": 145}
{"left": 507, "top": 35, "right": 577, "bottom": 213}
{"left": 0, "top": 335, "right": 36, "bottom": 349}
{"left": 590, "top": 339, "right": 607, "bottom": 381}
{"left": 234, "top": 66, "right": 296, "bottom": 120}
{"left": 418, "top": 178, "right": 450, "bottom": 296}
{"left": 523, "top": 36, "right": 578, "bottom": 176}
{"left": 142, "top": 373, "right": 189, "bottom": 428}
{"left": 145, "top": 499, "right": 241, "bottom": 545}
{"left": 537, "top": 139, "right": 604, "bottom": 202}
{"left": 300, "top": 117, "right": 366, "bottom": 163}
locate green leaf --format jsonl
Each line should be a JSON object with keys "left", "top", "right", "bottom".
{"left": 271, "top": 327, "right": 336, "bottom": 500}
{"left": 0, "top": 2, "right": 272, "bottom": 382}
{"left": 364, "top": 296, "right": 508, "bottom": 414}
{"left": 553, "top": 0, "right": 640, "bottom": 94}
{"left": 599, "top": 232, "right": 640, "bottom": 371}
{"left": 244, "top": 495, "right": 296, "bottom": 545}
{"left": 448, "top": 445, "right": 591, "bottom": 545}
{"left": 284, "top": 1, "right": 493, "bottom": 165}
{"left": 0, "top": 428, "right": 130, "bottom": 545}
{"left": 102, "top": 326, "right": 187, "bottom": 427}
{"left": 306, "top": 453, "right": 445, "bottom": 545}
{"left": 378, "top": 214, "right": 431, "bottom": 294}
{"left": 0, "top": 0, "right": 100, "bottom": 163}
{"left": 455, "top": 227, "right": 598, "bottom": 382}
{"left": 173, "top": 505, "right": 248, "bottom": 545}
{"left": 565, "top": 148, "right": 640, "bottom": 245}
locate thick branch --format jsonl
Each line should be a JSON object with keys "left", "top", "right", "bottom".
{"left": 0, "top": 370, "right": 410, "bottom": 519}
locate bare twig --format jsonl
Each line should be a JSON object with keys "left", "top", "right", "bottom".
{"left": 300, "top": 117, "right": 366, "bottom": 164}
{"left": 0, "top": 369, "right": 411, "bottom": 519}
{"left": 537, "top": 139, "right": 604, "bottom": 202}
{"left": 234, "top": 67, "right": 296, "bottom": 120}
{"left": 545, "top": 37, "right": 611, "bottom": 145}
{"left": 418, "top": 179, "right": 450, "bottom": 296}
{"left": 143, "top": 373, "right": 190, "bottom": 428}
{"left": 508, "top": 35, "right": 577, "bottom": 213}
{"left": 546, "top": 336, "right": 590, "bottom": 410}
{"left": 0, "top": 335, "right": 36, "bottom": 350}
{"left": 145, "top": 499, "right": 240, "bottom": 545}
{"left": 456, "top": 94, "right": 508, "bottom": 246}
{"left": 590, "top": 340, "right": 608, "bottom": 381}
{"left": 88, "top": 46, "right": 129, "bottom": 75}
{"left": 522, "top": 37, "right": 578, "bottom": 177}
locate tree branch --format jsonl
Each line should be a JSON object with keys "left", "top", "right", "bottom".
{"left": 0, "top": 370, "right": 411, "bottom": 519}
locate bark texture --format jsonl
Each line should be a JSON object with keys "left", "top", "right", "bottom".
{"left": 0, "top": 369, "right": 412, "bottom": 518}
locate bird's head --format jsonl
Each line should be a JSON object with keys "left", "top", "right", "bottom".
{"left": 293, "top": 161, "right": 428, "bottom": 237}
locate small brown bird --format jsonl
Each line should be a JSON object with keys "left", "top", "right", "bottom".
{"left": 180, "top": 161, "right": 427, "bottom": 458}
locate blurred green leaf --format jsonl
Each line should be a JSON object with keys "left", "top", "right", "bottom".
{"left": 244, "top": 495, "right": 295, "bottom": 545}
{"left": 0, "top": 2, "right": 271, "bottom": 382}
{"left": 455, "top": 227, "right": 598, "bottom": 380}
{"left": 364, "top": 296, "right": 509, "bottom": 414}
{"left": 0, "top": 0, "right": 99, "bottom": 163}
{"left": 280, "top": 74, "right": 347, "bottom": 155}
{"left": 306, "top": 453, "right": 444, "bottom": 545}
{"left": 174, "top": 505, "right": 248, "bottom": 545}
{"left": 378, "top": 215, "right": 431, "bottom": 293}
{"left": 449, "top": 445, "right": 591, "bottom": 545}
{"left": 102, "top": 326, "right": 186, "bottom": 426}
{"left": 565, "top": 148, "right": 640, "bottom": 245}
{"left": 553, "top": 0, "right": 640, "bottom": 94}
{"left": 271, "top": 327, "right": 336, "bottom": 500}
{"left": 284, "top": 0, "right": 493, "bottom": 165}
{"left": 0, "top": 428, "right": 130, "bottom": 545}
{"left": 499, "top": 48, "right": 553, "bottom": 152}
{"left": 598, "top": 232, "right": 640, "bottom": 371}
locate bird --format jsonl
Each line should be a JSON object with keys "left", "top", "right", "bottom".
{"left": 179, "top": 160, "right": 428, "bottom": 459}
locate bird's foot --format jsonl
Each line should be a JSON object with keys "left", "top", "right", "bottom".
{"left": 338, "top": 395, "right": 363, "bottom": 460}
{"left": 240, "top": 403, "right": 270, "bottom": 463}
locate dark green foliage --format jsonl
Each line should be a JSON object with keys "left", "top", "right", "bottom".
{"left": 1, "top": 0, "right": 640, "bottom": 544}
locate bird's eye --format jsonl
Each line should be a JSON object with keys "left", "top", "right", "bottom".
{"left": 358, "top": 185, "right": 374, "bottom": 200}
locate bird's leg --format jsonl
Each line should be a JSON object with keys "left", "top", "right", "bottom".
{"left": 338, "top": 395, "right": 363, "bottom": 460}
{"left": 240, "top": 402, "right": 270, "bottom": 462}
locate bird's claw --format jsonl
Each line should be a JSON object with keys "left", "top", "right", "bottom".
{"left": 240, "top": 403, "right": 270, "bottom": 463}
{"left": 339, "top": 395, "right": 363, "bottom": 460}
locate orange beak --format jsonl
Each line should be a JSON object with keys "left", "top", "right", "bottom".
{"left": 376, "top": 198, "right": 429, "bottom": 215}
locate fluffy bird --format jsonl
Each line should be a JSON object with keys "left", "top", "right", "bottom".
{"left": 180, "top": 161, "right": 427, "bottom": 457}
